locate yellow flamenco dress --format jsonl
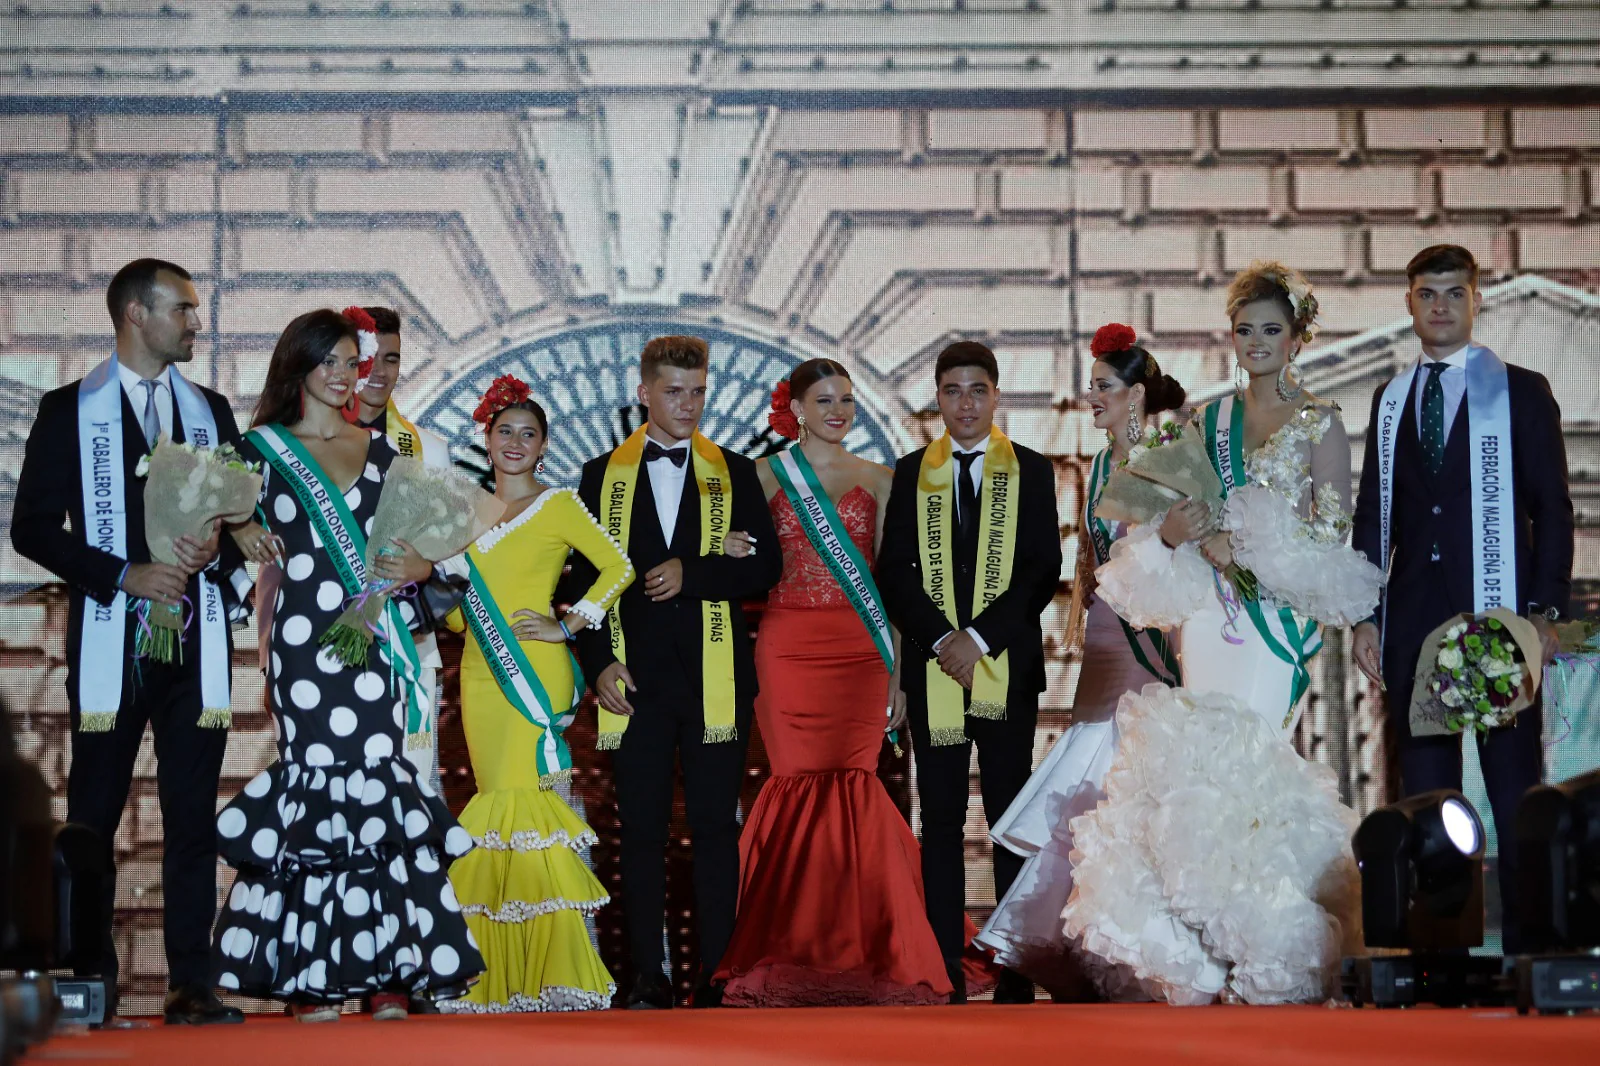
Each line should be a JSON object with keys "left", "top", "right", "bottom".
{"left": 443, "top": 487, "right": 634, "bottom": 1012}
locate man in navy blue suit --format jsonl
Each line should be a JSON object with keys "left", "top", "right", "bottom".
{"left": 1350, "top": 244, "right": 1574, "bottom": 954}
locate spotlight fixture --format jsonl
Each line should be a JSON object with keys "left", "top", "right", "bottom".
{"left": 1355, "top": 789, "right": 1487, "bottom": 951}
{"left": 1513, "top": 768, "right": 1600, "bottom": 1015}
{"left": 1343, "top": 790, "right": 1505, "bottom": 1008}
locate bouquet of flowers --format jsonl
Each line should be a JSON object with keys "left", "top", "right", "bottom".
{"left": 1409, "top": 608, "right": 1544, "bottom": 737}
{"left": 319, "top": 457, "right": 506, "bottom": 667}
{"left": 135, "top": 439, "right": 263, "bottom": 662}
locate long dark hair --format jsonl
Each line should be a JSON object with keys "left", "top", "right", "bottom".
{"left": 789, "top": 357, "right": 850, "bottom": 401}
{"left": 251, "top": 309, "right": 359, "bottom": 428}
{"left": 1100, "top": 347, "right": 1186, "bottom": 414}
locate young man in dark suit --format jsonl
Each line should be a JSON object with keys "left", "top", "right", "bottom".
{"left": 878, "top": 341, "right": 1062, "bottom": 1003}
{"left": 11, "top": 258, "right": 247, "bottom": 1024}
{"left": 1351, "top": 244, "right": 1574, "bottom": 954}
{"left": 566, "top": 336, "right": 781, "bottom": 1008}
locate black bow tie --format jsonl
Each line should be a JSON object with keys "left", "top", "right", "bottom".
{"left": 644, "top": 440, "right": 688, "bottom": 468}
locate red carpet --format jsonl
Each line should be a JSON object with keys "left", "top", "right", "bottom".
{"left": 27, "top": 1004, "right": 1600, "bottom": 1066}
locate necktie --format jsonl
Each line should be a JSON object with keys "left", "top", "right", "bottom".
{"left": 643, "top": 440, "right": 688, "bottom": 468}
{"left": 140, "top": 378, "right": 163, "bottom": 449}
{"left": 1420, "top": 362, "right": 1448, "bottom": 476}
{"left": 955, "top": 451, "right": 981, "bottom": 539}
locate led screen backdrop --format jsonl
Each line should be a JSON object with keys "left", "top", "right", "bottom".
{"left": 1, "top": 0, "right": 1597, "bottom": 1010}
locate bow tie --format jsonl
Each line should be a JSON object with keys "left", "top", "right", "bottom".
{"left": 644, "top": 440, "right": 688, "bottom": 468}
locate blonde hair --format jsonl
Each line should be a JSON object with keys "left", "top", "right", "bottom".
{"left": 1225, "top": 260, "right": 1319, "bottom": 344}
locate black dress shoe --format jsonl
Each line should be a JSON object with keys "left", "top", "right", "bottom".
{"left": 626, "top": 972, "right": 674, "bottom": 1010}
{"left": 163, "top": 986, "right": 244, "bottom": 1026}
{"left": 945, "top": 960, "right": 967, "bottom": 1005}
{"left": 991, "top": 970, "right": 1036, "bottom": 1004}
{"left": 689, "top": 979, "right": 723, "bottom": 1009}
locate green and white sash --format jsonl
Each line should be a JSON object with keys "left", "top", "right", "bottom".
{"left": 247, "top": 424, "right": 430, "bottom": 751}
{"left": 771, "top": 446, "right": 894, "bottom": 669}
{"left": 1203, "top": 396, "right": 1323, "bottom": 724}
{"left": 460, "top": 553, "right": 581, "bottom": 789}
{"left": 1084, "top": 448, "right": 1180, "bottom": 686}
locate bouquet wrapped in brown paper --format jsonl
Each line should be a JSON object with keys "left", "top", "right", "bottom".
{"left": 1409, "top": 608, "right": 1543, "bottom": 738}
{"left": 319, "top": 457, "right": 506, "bottom": 667}
{"left": 135, "top": 440, "right": 262, "bottom": 662}
{"left": 1095, "top": 424, "right": 1225, "bottom": 526}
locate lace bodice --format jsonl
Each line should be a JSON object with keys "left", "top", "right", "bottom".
{"left": 768, "top": 486, "right": 878, "bottom": 609}
{"left": 1238, "top": 400, "right": 1352, "bottom": 544}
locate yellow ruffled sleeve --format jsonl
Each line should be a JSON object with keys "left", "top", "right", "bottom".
{"left": 552, "top": 489, "right": 634, "bottom": 628}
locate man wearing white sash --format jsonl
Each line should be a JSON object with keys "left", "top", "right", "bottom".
{"left": 1352, "top": 244, "right": 1573, "bottom": 954}
{"left": 11, "top": 259, "right": 247, "bottom": 1025}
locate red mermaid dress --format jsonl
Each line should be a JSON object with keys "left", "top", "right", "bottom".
{"left": 715, "top": 488, "right": 952, "bottom": 1006}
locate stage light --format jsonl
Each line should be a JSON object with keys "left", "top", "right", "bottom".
{"left": 1353, "top": 789, "right": 1487, "bottom": 952}
{"left": 1515, "top": 767, "right": 1600, "bottom": 954}
{"left": 1512, "top": 768, "right": 1600, "bottom": 1015}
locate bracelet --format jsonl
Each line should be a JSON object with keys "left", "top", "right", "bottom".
{"left": 116, "top": 561, "right": 131, "bottom": 590}
{"left": 558, "top": 617, "right": 574, "bottom": 642}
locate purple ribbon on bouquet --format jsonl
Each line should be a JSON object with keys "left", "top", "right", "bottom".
{"left": 127, "top": 593, "right": 195, "bottom": 655}
{"left": 1211, "top": 570, "right": 1246, "bottom": 646}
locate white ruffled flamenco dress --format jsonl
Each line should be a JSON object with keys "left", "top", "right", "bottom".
{"left": 1062, "top": 401, "right": 1385, "bottom": 1005}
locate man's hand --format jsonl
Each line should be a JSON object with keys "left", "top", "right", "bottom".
{"left": 1352, "top": 621, "right": 1384, "bottom": 688}
{"left": 1530, "top": 615, "right": 1560, "bottom": 666}
{"left": 643, "top": 558, "right": 683, "bottom": 602}
{"left": 173, "top": 520, "right": 221, "bottom": 575}
{"left": 121, "top": 562, "right": 188, "bottom": 607}
{"left": 596, "top": 661, "right": 637, "bottom": 717}
{"left": 936, "top": 630, "right": 984, "bottom": 687}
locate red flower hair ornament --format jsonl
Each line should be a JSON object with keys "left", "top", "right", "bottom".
{"left": 1090, "top": 322, "right": 1138, "bottom": 357}
{"left": 473, "top": 374, "right": 533, "bottom": 426}
{"left": 768, "top": 378, "right": 800, "bottom": 440}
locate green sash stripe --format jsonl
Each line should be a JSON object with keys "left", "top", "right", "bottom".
{"left": 460, "top": 554, "right": 578, "bottom": 787}
{"left": 771, "top": 446, "right": 895, "bottom": 669}
{"left": 247, "top": 425, "right": 427, "bottom": 740}
{"left": 1085, "top": 448, "right": 1180, "bottom": 685}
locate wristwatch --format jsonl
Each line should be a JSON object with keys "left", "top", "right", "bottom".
{"left": 1527, "top": 603, "right": 1561, "bottom": 623}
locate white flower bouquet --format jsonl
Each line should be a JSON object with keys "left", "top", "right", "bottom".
{"left": 1409, "top": 608, "right": 1543, "bottom": 737}
{"left": 319, "top": 457, "right": 505, "bottom": 667}
{"left": 136, "top": 439, "right": 262, "bottom": 662}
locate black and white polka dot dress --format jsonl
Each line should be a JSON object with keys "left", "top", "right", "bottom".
{"left": 212, "top": 430, "right": 484, "bottom": 1004}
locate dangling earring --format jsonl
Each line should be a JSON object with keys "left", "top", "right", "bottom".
{"left": 1234, "top": 365, "right": 1246, "bottom": 394}
{"left": 535, "top": 456, "right": 546, "bottom": 475}
{"left": 797, "top": 415, "right": 809, "bottom": 444}
{"left": 1126, "top": 403, "right": 1142, "bottom": 446}
{"left": 1276, "top": 350, "right": 1302, "bottom": 402}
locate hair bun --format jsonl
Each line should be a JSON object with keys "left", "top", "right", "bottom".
{"left": 1147, "top": 373, "right": 1187, "bottom": 415}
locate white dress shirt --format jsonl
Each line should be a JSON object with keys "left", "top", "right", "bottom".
{"left": 644, "top": 435, "right": 690, "bottom": 545}
{"left": 1414, "top": 345, "right": 1470, "bottom": 444}
{"left": 937, "top": 433, "right": 991, "bottom": 657}
{"left": 118, "top": 361, "right": 174, "bottom": 444}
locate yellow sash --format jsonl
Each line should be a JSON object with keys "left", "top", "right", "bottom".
{"left": 385, "top": 398, "right": 428, "bottom": 462}
{"left": 597, "top": 426, "right": 738, "bottom": 750}
{"left": 917, "top": 429, "right": 1019, "bottom": 746}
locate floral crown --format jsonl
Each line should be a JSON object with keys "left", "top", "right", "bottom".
{"left": 341, "top": 305, "right": 379, "bottom": 392}
{"left": 1090, "top": 322, "right": 1138, "bottom": 357}
{"left": 1247, "top": 262, "right": 1320, "bottom": 344}
{"left": 473, "top": 373, "right": 533, "bottom": 425}
{"left": 768, "top": 377, "right": 800, "bottom": 440}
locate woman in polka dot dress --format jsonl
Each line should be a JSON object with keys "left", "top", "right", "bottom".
{"left": 214, "top": 309, "right": 484, "bottom": 1022}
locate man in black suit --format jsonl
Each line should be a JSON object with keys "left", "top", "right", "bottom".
{"left": 1351, "top": 244, "right": 1573, "bottom": 954}
{"left": 878, "top": 341, "right": 1062, "bottom": 1003}
{"left": 11, "top": 258, "right": 247, "bottom": 1024}
{"left": 566, "top": 336, "right": 780, "bottom": 1008}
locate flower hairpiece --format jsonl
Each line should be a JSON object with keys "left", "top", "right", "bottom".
{"left": 1246, "top": 263, "right": 1320, "bottom": 344}
{"left": 1090, "top": 322, "right": 1138, "bottom": 357}
{"left": 473, "top": 373, "right": 533, "bottom": 425}
{"left": 342, "top": 306, "right": 379, "bottom": 392}
{"left": 768, "top": 378, "right": 799, "bottom": 440}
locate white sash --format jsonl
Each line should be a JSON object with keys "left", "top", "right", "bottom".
{"left": 75, "top": 356, "right": 233, "bottom": 730}
{"left": 1375, "top": 346, "right": 1517, "bottom": 634}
